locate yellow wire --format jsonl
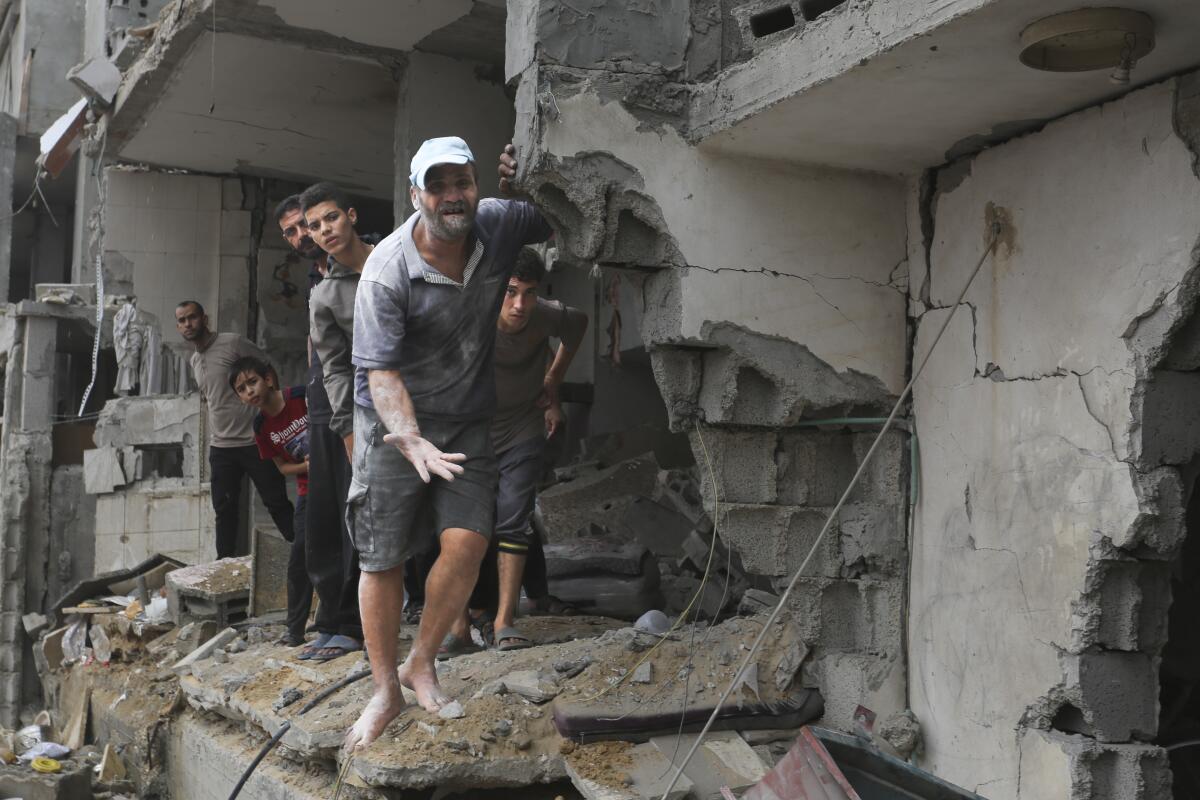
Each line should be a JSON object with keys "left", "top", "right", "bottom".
{"left": 579, "top": 423, "right": 724, "bottom": 703}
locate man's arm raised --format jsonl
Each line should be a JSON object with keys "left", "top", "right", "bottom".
{"left": 368, "top": 369, "right": 466, "bottom": 483}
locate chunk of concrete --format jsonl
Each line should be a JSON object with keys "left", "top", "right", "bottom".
{"left": 23, "top": 612, "right": 49, "bottom": 636}
{"left": 67, "top": 57, "right": 122, "bottom": 106}
{"left": 172, "top": 627, "right": 237, "bottom": 675}
{"left": 565, "top": 741, "right": 694, "bottom": 800}
{"left": 83, "top": 447, "right": 126, "bottom": 494}
{"left": 499, "top": 670, "right": 559, "bottom": 703}
{"left": 651, "top": 731, "right": 767, "bottom": 799}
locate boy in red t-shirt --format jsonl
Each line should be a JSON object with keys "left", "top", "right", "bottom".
{"left": 229, "top": 356, "right": 314, "bottom": 648}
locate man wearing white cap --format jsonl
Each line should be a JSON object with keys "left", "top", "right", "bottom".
{"left": 345, "top": 137, "right": 553, "bottom": 749}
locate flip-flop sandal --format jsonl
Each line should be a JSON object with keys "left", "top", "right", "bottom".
{"left": 296, "top": 632, "right": 333, "bottom": 660}
{"left": 470, "top": 612, "right": 495, "bottom": 648}
{"left": 495, "top": 626, "right": 534, "bottom": 652}
{"left": 310, "top": 635, "right": 363, "bottom": 663}
{"left": 532, "top": 595, "right": 578, "bottom": 616}
{"left": 277, "top": 632, "right": 304, "bottom": 647}
{"left": 436, "top": 633, "right": 482, "bottom": 661}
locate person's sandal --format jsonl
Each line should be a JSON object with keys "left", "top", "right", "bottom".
{"left": 309, "top": 634, "right": 363, "bottom": 662}
{"left": 495, "top": 626, "right": 534, "bottom": 652}
{"left": 436, "top": 632, "right": 482, "bottom": 661}
{"left": 296, "top": 632, "right": 332, "bottom": 660}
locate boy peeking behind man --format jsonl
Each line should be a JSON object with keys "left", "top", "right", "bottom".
{"left": 229, "top": 357, "right": 313, "bottom": 648}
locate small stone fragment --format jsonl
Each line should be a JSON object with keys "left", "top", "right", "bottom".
{"left": 559, "top": 739, "right": 576, "bottom": 755}
{"left": 417, "top": 721, "right": 439, "bottom": 737}
{"left": 272, "top": 687, "right": 302, "bottom": 711}
{"left": 479, "top": 731, "right": 497, "bottom": 743}
{"left": 438, "top": 700, "right": 466, "bottom": 720}
{"left": 631, "top": 662, "right": 653, "bottom": 684}
{"left": 226, "top": 637, "right": 247, "bottom": 654}
{"left": 493, "top": 719, "right": 513, "bottom": 737}
{"left": 512, "top": 734, "right": 532, "bottom": 751}
{"left": 717, "top": 648, "right": 733, "bottom": 666}
{"left": 444, "top": 737, "right": 469, "bottom": 752}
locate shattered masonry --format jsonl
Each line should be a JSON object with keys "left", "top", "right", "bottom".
{"left": 2, "top": 0, "right": 1200, "bottom": 799}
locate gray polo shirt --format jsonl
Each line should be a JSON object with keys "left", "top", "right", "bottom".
{"left": 352, "top": 198, "right": 553, "bottom": 421}
{"left": 189, "top": 332, "right": 267, "bottom": 448}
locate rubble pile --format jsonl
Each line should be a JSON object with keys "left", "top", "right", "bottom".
{"left": 537, "top": 453, "right": 764, "bottom": 621}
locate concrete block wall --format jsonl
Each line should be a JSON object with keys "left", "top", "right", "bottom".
{"left": 908, "top": 78, "right": 1200, "bottom": 798}
{"left": 512, "top": 0, "right": 912, "bottom": 733}
{"left": 90, "top": 394, "right": 215, "bottom": 570}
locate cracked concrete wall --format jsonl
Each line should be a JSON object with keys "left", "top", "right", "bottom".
{"left": 909, "top": 78, "right": 1200, "bottom": 799}
{"left": 91, "top": 394, "right": 215, "bottom": 570}
{"left": 512, "top": 0, "right": 912, "bottom": 733}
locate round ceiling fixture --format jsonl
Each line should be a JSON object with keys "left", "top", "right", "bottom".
{"left": 1018, "top": 7, "right": 1155, "bottom": 73}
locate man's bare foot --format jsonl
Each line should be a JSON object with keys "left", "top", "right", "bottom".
{"left": 397, "top": 658, "right": 451, "bottom": 713}
{"left": 344, "top": 685, "right": 405, "bottom": 752}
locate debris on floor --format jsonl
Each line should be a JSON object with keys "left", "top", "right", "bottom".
{"left": 739, "top": 726, "right": 984, "bottom": 800}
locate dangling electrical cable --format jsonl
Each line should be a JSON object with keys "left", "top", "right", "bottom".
{"left": 659, "top": 223, "right": 1003, "bottom": 799}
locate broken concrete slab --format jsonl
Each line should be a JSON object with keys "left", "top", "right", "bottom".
{"left": 651, "top": 731, "right": 767, "bottom": 799}
{"left": 67, "top": 57, "right": 122, "bottom": 107}
{"left": 172, "top": 627, "right": 237, "bottom": 675}
{"left": 538, "top": 453, "right": 661, "bottom": 541}
{"left": 166, "top": 557, "right": 251, "bottom": 626}
{"left": 500, "top": 669, "right": 560, "bottom": 703}
{"left": 83, "top": 447, "right": 127, "bottom": 494}
{"left": 545, "top": 536, "right": 653, "bottom": 578}
{"left": 565, "top": 741, "right": 695, "bottom": 800}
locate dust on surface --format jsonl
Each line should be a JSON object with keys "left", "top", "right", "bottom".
{"left": 565, "top": 740, "right": 635, "bottom": 786}
{"left": 168, "top": 557, "right": 252, "bottom": 597}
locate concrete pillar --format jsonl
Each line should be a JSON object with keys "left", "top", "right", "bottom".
{"left": 392, "top": 50, "right": 514, "bottom": 226}
{"left": 0, "top": 313, "right": 56, "bottom": 725}
{"left": 0, "top": 112, "right": 15, "bottom": 302}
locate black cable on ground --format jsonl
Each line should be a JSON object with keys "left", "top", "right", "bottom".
{"left": 227, "top": 667, "right": 371, "bottom": 799}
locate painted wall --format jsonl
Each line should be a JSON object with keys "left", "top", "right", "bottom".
{"left": 909, "top": 79, "right": 1200, "bottom": 798}
{"left": 105, "top": 169, "right": 224, "bottom": 331}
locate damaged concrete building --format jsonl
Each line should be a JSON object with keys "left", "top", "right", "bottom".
{"left": 2, "top": 0, "right": 1200, "bottom": 797}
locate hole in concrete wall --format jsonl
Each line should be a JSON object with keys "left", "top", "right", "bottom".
{"left": 1051, "top": 702, "right": 1095, "bottom": 737}
{"left": 136, "top": 444, "right": 185, "bottom": 479}
{"left": 800, "top": 0, "right": 847, "bottom": 21}
{"left": 749, "top": 5, "right": 797, "bottom": 37}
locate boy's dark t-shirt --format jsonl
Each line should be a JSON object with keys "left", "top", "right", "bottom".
{"left": 253, "top": 386, "right": 310, "bottom": 495}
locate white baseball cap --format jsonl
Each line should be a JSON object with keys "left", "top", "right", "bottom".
{"left": 409, "top": 136, "right": 475, "bottom": 190}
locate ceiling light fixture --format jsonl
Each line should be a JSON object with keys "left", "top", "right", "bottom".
{"left": 1019, "top": 7, "right": 1155, "bottom": 84}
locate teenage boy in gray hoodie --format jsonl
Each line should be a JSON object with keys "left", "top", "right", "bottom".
{"left": 299, "top": 182, "right": 377, "bottom": 660}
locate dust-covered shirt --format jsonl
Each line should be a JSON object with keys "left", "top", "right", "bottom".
{"left": 189, "top": 333, "right": 267, "bottom": 448}
{"left": 493, "top": 298, "right": 588, "bottom": 454}
{"left": 352, "top": 199, "right": 553, "bottom": 421}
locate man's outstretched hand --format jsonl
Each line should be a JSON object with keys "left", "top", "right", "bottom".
{"left": 498, "top": 144, "right": 519, "bottom": 196}
{"left": 382, "top": 432, "right": 466, "bottom": 483}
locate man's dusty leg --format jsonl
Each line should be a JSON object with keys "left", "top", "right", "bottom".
{"left": 494, "top": 551, "right": 526, "bottom": 637}
{"left": 345, "top": 565, "right": 406, "bottom": 751}
{"left": 398, "top": 527, "right": 488, "bottom": 711}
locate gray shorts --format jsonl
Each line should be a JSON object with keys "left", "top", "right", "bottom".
{"left": 346, "top": 405, "right": 496, "bottom": 573}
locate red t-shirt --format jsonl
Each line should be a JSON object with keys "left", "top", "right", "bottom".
{"left": 253, "top": 386, "right": 310, "bottom": 495}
